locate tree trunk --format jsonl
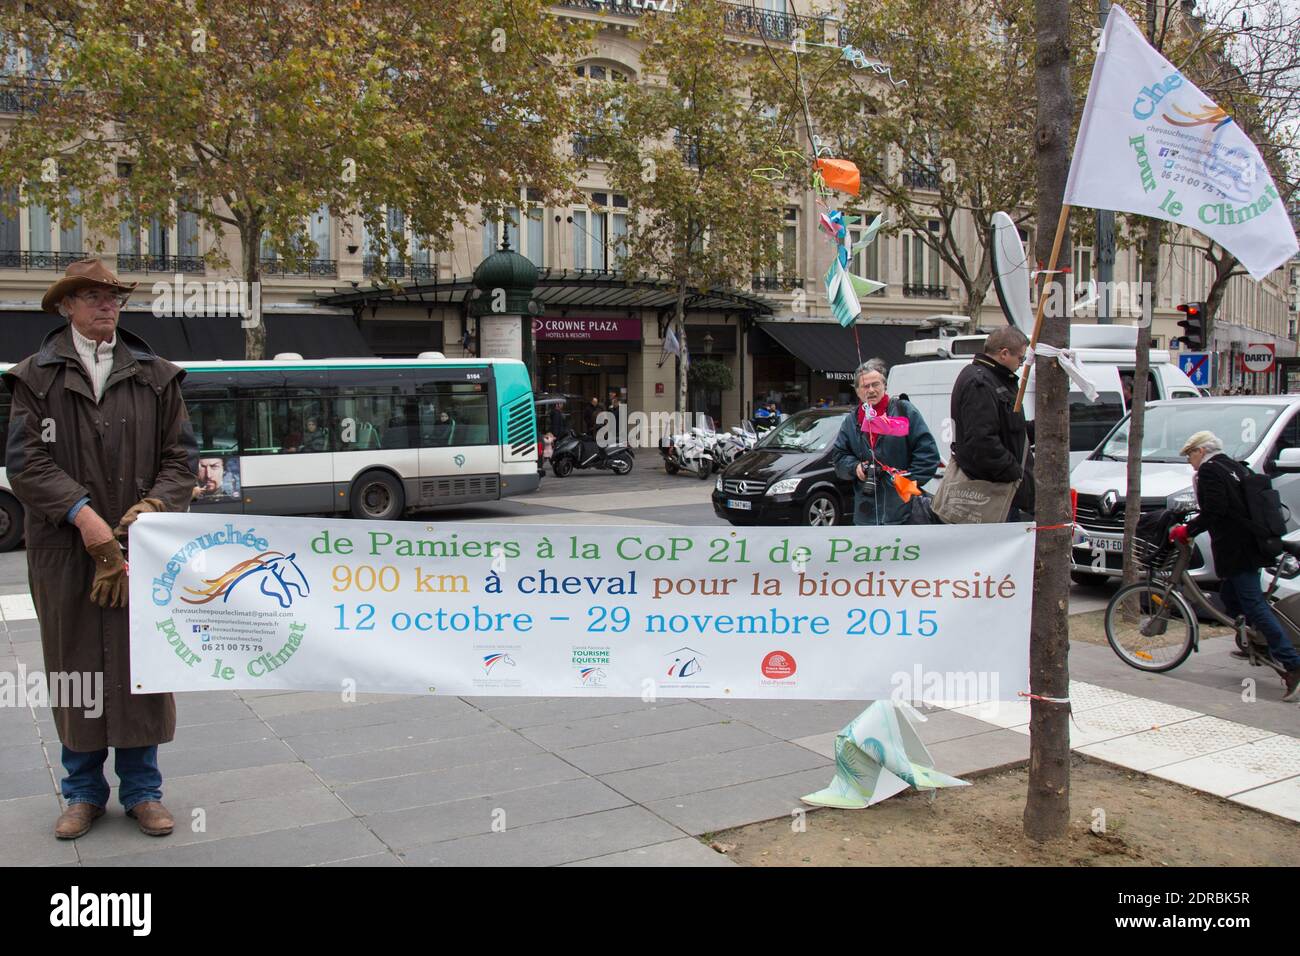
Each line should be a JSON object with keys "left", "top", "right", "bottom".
{"left": 1202, "top": 244, "right": 1239, "bottom": 388}
{"left": 1120, "top": 221, "right": 1161, "bottom": 585}
{"left": 965, "top": 250, "right": 993, "bottom": 332}
{"left": 1023, "top": 0, "right": 1073, "bottom": 844}
{"left": 240, "top": 224, "right": 266, "bottom": 361}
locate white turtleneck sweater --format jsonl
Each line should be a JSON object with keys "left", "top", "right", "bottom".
{"left": 70, "top": 325, "right": 116, "bottom": 402}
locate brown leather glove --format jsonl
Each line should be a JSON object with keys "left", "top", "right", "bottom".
{"left": 88, "top": 539, "right": 128, "bottom": 608}
{"left": 114, "top": 497, "right": 165, "bottom": 540}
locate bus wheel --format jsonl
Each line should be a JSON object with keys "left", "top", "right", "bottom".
{"left": 0, "top": 495, "right": 23, "bottom": 552}
{"left": 350, "top": 471, "right": 405, "bottom": 521}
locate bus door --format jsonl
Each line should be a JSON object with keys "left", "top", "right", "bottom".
{"left": 415, "top": 367, "right": 500, "bottom": 504}
{"left": 238, "top": 372, "right": 336, "bottom": 515}
{"left": 329, "top": 368, "right": 421, "bottom": 507}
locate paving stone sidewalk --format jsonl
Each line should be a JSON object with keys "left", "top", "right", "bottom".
{"left": 2, "top": 573, "right": 1296, "bottom": 866}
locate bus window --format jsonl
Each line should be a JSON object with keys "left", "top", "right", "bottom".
{"left": 417, "top": 381, "right": 493, "bottom": 446}
{"left": 239, "top": 388, "right": 332, "bottom": 455}
{"left": 187, "top": 391, "right": 239, "bottom": 456}
{"left": 333, "top": 388, "right": 415, "bottom": 451}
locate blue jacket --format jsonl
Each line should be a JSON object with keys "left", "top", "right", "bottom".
{"left": 831, "top": 398, "right": 940, "bottom": 526}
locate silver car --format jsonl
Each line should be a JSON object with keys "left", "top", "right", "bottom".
{"left": 1070, "top": 395, "right": 1300, "bottom": 586}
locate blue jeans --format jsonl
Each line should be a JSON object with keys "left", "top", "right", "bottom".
{"left": 1221, "top": 571, "right": 1300, "bottom": 671}
{"left": 61, "top": 745, "right": 162, "bottom": 811}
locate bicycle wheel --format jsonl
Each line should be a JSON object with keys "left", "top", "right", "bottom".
{"left": 1105, "top": 582, "right": 1198, "bottom": 672}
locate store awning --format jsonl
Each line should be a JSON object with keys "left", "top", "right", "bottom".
{"left": 0, "top": 311, "right": 372, "bottom": 363}
{"left": 316, "top": 269, "right": 785, "bottom": 316}
{"left": 753, "top": 321, "right": 918, "bottom": 374}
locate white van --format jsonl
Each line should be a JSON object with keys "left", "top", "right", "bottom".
{"left": 1070, "top": 395, "right": 1300, "bottom": 585}
{"left": 887, "top": 325, "right": 1200, "bottom": 485}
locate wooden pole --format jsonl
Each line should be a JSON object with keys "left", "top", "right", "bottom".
{"left": 1014, "top": 202, "right": 1072, "bottom": 412}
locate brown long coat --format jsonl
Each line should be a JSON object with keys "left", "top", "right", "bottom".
{"left": 3, "top": 324, "right": 198, "bottom": 750}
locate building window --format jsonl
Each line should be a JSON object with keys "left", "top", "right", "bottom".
{"left": 27, "top": 201, "right": 51, "bottom": 252}
{"left": 484, "top": 188, "right": 545, "bottom": 267}
{"left": 902, "top": 220, "right": 942, "bottom": 295}
{"left": 0, "top": 187, "right": 19, "bottom": 250}
{"left": 1074, "top": 246, "right": 1092, "bottom": 286}
{"left": 572, "top": 192, "right": 627, "bottom": 272}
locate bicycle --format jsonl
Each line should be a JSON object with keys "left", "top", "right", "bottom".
{"left": 1104, "top": 518, "right": 1300, "bottom": 674}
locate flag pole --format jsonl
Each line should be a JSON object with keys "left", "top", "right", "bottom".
{"left": 1014, "top": 202, "right": 1072, "bottom": 412}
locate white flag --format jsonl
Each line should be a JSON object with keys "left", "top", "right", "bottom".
{"left": 1064, "top": 5, "right": 1297, "bottom": 280}
{"left": 662, "top": 325, "right": 682, "bottom": 357}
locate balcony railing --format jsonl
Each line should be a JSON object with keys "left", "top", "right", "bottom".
{"left": 0, "top": 250, "right": 89, "bottom": 271}
{"left": 572, "top": 132, "right": 610, "bottom": 161}
{"left": 116, "top": 253, "right": 206, "bottom": 274}
{"left": 362, "top": 257, "right": 436, "bottom": 280}
{"left": 258, "top": 257, "right": 337, "bottom": 277}
{"left": 553, "top": 1, "right": 824, "bottom": 43}
{"left": 751, "top": 275, "right": 805, "bottom": 292}
{"left": 902, "top": 165, "right": 941, "bottom": 190}
{"left": 0, "top": 76, "right": 71, "bottom": 114}
{"left": 903, "top": 283, "right": 948, "bottom": 299}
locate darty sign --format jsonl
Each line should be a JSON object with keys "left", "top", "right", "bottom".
{"left": 531, "top": 317, "right": 642, "bottom": 341}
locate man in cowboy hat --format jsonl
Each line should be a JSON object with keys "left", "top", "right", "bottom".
{"left": 2, "top": 258, "right": 198, "bottom": 839}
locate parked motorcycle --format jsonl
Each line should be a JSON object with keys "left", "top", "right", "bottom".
{"left": 661, "top": 428, "right": 714, "bottom": 480}
{"left": 551, "top": 430, "right": 634, "bottom": 477}
{"left": 712, "top": 421, "right": 758, "bottom": 469}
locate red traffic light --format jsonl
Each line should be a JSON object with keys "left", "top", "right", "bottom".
{"left": 1177, "top": 302, "right": 1202, "bottom": 317}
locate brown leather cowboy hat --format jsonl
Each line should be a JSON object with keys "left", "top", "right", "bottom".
{"left": 41, "top": 258, "right": 138, "bottom": 314}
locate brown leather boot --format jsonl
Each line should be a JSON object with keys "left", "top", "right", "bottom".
{"left": 54, "top": 803, "right": 105, "bottom": 840}
{"left": 126, "top": 801, "right": 174, "bottom": 836}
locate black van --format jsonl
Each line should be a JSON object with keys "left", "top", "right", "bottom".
{"left": 711, "top": 407, "right": 855, "bottom": 527}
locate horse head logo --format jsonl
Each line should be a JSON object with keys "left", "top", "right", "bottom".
{"left": 579, "top": 666, "right": 606, "bottom": 685}
{"left": 181, "top": 551, "right": 311, "bottom": 609}
{"left": 483, "top": 653, "right": 516, "bottom": 674}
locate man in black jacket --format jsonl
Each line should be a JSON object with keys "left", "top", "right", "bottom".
{"left": 949, "top": 326, "right": 1034, "bottom": 519}
{"left": 1171, "top": 431, "right": 1300, "bottom": 700}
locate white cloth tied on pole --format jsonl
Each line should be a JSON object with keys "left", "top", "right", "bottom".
{"left": 1034, "top": 343, "right": 1099, "bottom": 403}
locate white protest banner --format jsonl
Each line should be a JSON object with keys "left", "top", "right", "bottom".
{"left": 1063, "top": 5, "right": 1297, "bottom": 280}
{"left": 128, "top": 513, "right": 1032, "bottom": 703}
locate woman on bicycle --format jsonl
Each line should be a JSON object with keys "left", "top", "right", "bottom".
{"left": 1170, "top": 430, "right": 1300, "bottom": 701}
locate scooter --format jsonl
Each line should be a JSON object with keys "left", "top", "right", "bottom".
{"left": 551, "top": 430, "right": 634, "bottom": 477}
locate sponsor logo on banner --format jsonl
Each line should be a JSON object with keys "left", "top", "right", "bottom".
{"left": 474, "top": 646, "right": 523, "bottom": 689}
{"left": 761, "top": 650, "right": 797, "bottom": 681}
{"left": 662, "top": 646, "right": 709, "bottom": 690}
{"left": 573, "top": 646, "right": 611, "bottom": 688}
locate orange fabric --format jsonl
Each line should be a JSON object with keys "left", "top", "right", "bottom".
{"left": 814, "top": 158, "right": 860, "bottom": 196}
{"left": 892, "top": 471, "right": 922, "bottom": 503}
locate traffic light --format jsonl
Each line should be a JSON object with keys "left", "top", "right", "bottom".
{"left": 1175, "top": 302, "right": 1206, "bottom": 349}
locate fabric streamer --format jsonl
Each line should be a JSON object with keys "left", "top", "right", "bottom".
{"left": 802, "top": 701, "right": 969, "bottom": 809}
{"left": 813, "top": 157, "right": 860, "bottom": 196}
{"left": 1032, "top": 343, "right": 1099, "bottom": 402}
{"left": 860, "top": 404, "right": 911, "bottom": 438}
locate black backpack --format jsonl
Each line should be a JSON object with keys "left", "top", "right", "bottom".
{"left": 1233, "top": 461, "right": 1289, "bottom": 558}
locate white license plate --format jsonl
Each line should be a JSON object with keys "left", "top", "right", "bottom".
{"left": 726, "top": 499, "right": 752, "bottom": 511}
{"left": 1086, "top": 534, "right": 1124, "bottom": 552}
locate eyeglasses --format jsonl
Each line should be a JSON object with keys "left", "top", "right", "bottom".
{"left": 73, "top": 290, "right": 129, "bottom": 308}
